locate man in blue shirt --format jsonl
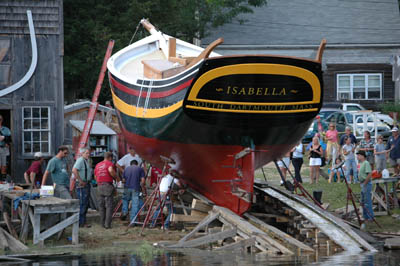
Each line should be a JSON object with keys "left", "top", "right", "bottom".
{"left": 42, "top": 146, "right": 71, "bottom": 199}
{"left": 121, "top": 160, "right": 146, "bottom": 223}
{"left": 386, "top": 127, "right": 400, "bottom": 176}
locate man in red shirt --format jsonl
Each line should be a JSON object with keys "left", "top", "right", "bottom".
{"left": 24, "top": 152, "right": 44, "bottom": 188}
{"left": 94, "top": 152, "right": 118, "bottom": 229}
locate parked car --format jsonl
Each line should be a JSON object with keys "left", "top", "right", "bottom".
{"left": 323, "top": 102, "right": 394, "bottom": 126}
{"left": 324, "top": 110, "right": 391, "bottom": 140}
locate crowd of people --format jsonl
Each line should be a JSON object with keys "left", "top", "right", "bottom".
{"left": 22, "top": 145, "right": 183, "bottom": 230}
{"left": 277, "top": 123, "right": 400, "bottom": 226}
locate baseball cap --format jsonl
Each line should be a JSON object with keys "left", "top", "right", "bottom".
{"left": 391, "top": 127, "right": 399, "bottom": 132}
{"left": 356, "top": 150, "right": 366, "bottom": 157}
{"left": 34, "top": 152, "right": 43, "bottom": 158}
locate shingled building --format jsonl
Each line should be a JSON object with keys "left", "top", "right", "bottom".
{"left": 0, "top": 0, "right": 64, "bottom": 181}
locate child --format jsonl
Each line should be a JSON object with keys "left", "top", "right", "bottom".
{"left": 328, "top": 156, "right": 346, "bottom": 183}
{"left": 342, "top": 136, "right": 358, "bottom": 183}
{"left": 374, "top": 135, "right": 387, "bottom": 172}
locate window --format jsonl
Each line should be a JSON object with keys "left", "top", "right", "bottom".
{"left": 337, "top": 74, "right": 382, "bottom": 100}
{"left": 22, "top": 107, "right": 51, "bottom": 155}
{"left": 0, "top": 39, "right": 11, "bottom": 88}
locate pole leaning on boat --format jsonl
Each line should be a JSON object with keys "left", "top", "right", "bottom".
{"left": 140, "top": 18, "right": 169, "bottom": 57}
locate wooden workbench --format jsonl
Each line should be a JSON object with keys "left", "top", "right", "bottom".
{"left": 372, "top": 177, "right": 400, "bottom": 215}
{"left": 1, "top": 191, "right": 79, "bottom": 245}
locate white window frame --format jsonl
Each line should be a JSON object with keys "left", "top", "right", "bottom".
{"left": 22, "top": 106, "right": 51, "bottom": 155}
{"left": 336, "top": 73, "right": 382, "bottom": 100}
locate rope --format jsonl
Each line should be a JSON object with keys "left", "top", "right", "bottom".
{"left": 129, "top": 21, "right": 142, "bottom": 45}
{"left": 143, "top": 79, "right": 153, "bottom": 117}
{"left": 136, "top": 79, "right": 145, "bottom": 117}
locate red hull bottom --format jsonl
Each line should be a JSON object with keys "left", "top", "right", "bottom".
{"left": 121, "top": 128, "right": 293, "bottom": 215}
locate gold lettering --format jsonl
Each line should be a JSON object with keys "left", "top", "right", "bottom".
{"left": 238, "top": 87, "right": 246, "bottom": 95}
{"left": 264, "top": 88, "right": 270, "bottom": 96}
{"left": 256, "top": 88, "right": 263, "bottom": 95}
{"left": 226, "top": 86, "right": 231, "bottom": 94}
{"left": 279, "top": 88, "right": 286, "bottom": 95}
{"left": 232, "top": 87, "right": 238, "bottom": 95}
{"left": 248, "top": 88, "right": 255, "bottom": 95}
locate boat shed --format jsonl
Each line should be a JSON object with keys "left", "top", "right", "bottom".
{"left": 0, "top": 0, "right": 64, "bottom": 181}
{"left": 201, "top": 0, "right": 400, "bottom": 108}
{"left": 64, "top": 101, "right": 128, "bottom": 159}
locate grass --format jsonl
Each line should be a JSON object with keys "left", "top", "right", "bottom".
{"left": 255, "top": 159, "right": 400, "bottom": 233}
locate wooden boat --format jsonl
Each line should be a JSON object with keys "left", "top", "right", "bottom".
{"left": 107, "top": 19, "right": 325, "bottom": 214}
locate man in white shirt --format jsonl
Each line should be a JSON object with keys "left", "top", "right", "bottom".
{"left": 152, "top": 173, "right": 184, "bottom": 229}
{"left": 116, "top": 147, "right": 142, "bottom": 178}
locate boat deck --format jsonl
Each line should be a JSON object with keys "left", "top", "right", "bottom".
{"left": 120, "top": 50, "right": 166, "bottom": 80}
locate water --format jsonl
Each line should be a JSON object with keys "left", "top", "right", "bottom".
{"left": 5, "top": 249, "right": 400, "bottom": 266}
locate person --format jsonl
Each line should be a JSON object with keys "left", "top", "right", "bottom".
{"left": 94, "top": 152, "right": 118, "bottom": 229}
{"left": 121, "top": 160, "right": 146, "bottom": 223}
{"left": 0, "top": 115, "right": 11, "bottom": 181}
{"left": 359, "top": 131, "right": 375, "bottom": 169}
{"left": 386, "top": 127, "right": 400, "bottom": 176}
{"left": 328, "top": 156, "right": 346, "bottom": 183}
{"left": 325, "top": 123, "right": 339, "bottom": 164}
{"left": 342, "top": 136, "right": 358, "bottom": 183}
{"left": 309, "top": 136, "right": 323, "bottom": 184}
{"left": 42, "top": 146, "right": 71, "bottom": 199}
{"left": 374, "top": 135, "right": 387, "bottom": 172}
{"left": 116, "top": 147, "right": 143, "bottom": 178}
{"left": 291, "top": 143, "right": 304, "bottom": 183}
{"left": 24, "top": 152, "right": 44, "bottom": 188}
{"left": 72, "top": 148, "right": 92, "bottom": 228}
{"left": 150, "top": 166, "right": 162, "bottom": 187}
{"left": 356, "top": 150, "right": 374, "bottom": 228}
{"left": 277, "top": 152, "right": 291, "bottom": 185}
{"left": 339, "top": 126, "right": 357, "bottom": 151}
{"left": 152, "top": 172, "right": 184, "bottom": 229}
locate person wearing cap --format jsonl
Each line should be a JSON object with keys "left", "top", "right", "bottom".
{"left": 386, "top": 127, "right": 400, "bottom": 176}
{"left": 24, "top": 152, "right": 44, "bottom": 188}
{"left": 356, "top": 150, "right": 374, "bottom": 227}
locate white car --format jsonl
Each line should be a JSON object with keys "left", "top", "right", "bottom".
{"left": 341, "top": 103, "right": 394, "bottom": 126}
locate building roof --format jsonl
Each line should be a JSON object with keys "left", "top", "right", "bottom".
{"left": 202, "top": 0, "right": 400, "bottom": 46}
{"left": 69, "top": 120, "right": 116, "bottom": 135}
{"left": 64, "top": 101, "right": 116, "bottom": 116}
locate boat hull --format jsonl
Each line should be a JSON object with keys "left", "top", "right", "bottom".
{"left": 109, "top": 55, "right": 323, "bottom": 214}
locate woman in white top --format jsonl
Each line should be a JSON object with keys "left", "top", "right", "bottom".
{"left": 277, "top": 151, "right": 291, "bottom": 185}
{"left": 291, "top": 142, "right": 304, "bottom": 183}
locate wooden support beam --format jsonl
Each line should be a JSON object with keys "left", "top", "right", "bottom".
{"left": 168, "top": 38, "right": 176, "bottom": 58}
{"left": 215, "top": 237, "right": 256, "bottom": 251}
{"left": 177, "top": 212, "right": 219, "bottom": 244}
{"left": 170, "top": 228, "right": 237, "bottom": 248}
{"left": 0, "top": 228, "right": 8, "bottom": 250}
{"left": 244, "top": 213, "right": 313, "bottom": 252}
{"left": 170, "top": 214, "right": 204, "bottom": 223}
{"left": 1, "top": 228, "right": 28, "bottom": 252}
{"left": 36, "top": 213, "right": 79, "bottom": 244}
{"left": 3, "top": 212, "right": 18, "bottom": 239}
{"left": 191, "top": 199, "right": 212, "bottom": 213}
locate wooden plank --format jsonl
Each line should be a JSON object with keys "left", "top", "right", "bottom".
{"left": 3, "top": 212, "right": 18, "bottom": 239}
{"left": 1, "top": 228, "right": 28, "bottom": 251}
{"left": 384, "top": 237, "right": 400, "bottom": 250}
{"left": 178, "top": 196, "right": 188, "bottom": 216}
{"left": 244, "top": 213, "right": 313, "bottom": 252}
{"left": 170, "top": 213, "right": 206, "bottom": 223}
{"left": 0, "top": 228, "right": 8, "bottom": 250}
{"left": 170, "top": 228, "right": 237, "bottom": 248}
{"left": 178, "top": 212, "right": 219, "bottom": 244}
{"left": 372, "top": 191, "right": 388, "bottom": 211}
{"left": 37, "top": 213, "right": 79, "bottom": 243}
{"left": 33, "top": 214, "right": 41, "bottom": 245}
{"left": 191, "top": 210, "right": 207, "bottom": 218}
{"left": 187, "top": 188, "right": 214, "bottom": 205}
{"left": 215, "top": 237, "right": 256, "bottom": 251}
{"left": 215, "top": 207, "right": 291, "bottom": 254}
{"left": 168, "top": 37, "right": 176, "bottom": 58}
{"left": 191, "top": 199, "right": 212, "bottom": 213}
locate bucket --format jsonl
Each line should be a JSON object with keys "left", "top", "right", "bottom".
{"left": 313, "top": 190, "right": 323, "bottom": 205}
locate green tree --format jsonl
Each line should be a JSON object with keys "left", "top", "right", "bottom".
{"left": 64, "top": 0, "right": 267, "bottom": 103}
